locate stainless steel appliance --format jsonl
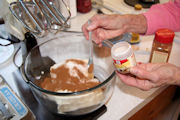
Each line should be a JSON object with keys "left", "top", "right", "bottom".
{"left": 9, "top": 0, "right": 71, "bottom": 37}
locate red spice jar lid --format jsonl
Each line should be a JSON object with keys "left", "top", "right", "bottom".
{"left": 77, "top": 0, "right": 92, "bottom": 13}
{"left": 155, "top": 28, "right": 175, "bottom": 44}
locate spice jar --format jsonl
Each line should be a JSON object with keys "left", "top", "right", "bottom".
{"left": 111, "top": 41, "right": 136, "bottom": 74}
{"left": 149, "top": 29, "right": 175, "bottom": 63}
{"left": 77, "top": 0, "right": 92, "bottom": 13}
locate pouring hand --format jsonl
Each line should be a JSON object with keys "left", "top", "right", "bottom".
{"left": 116, "top": 63, "right": 180, "bottom": 91}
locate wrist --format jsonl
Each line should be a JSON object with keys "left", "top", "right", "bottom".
{"left": 124, "top": 14, "right": 147, "bottom": 34}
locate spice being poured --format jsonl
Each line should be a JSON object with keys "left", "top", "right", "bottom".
{"left": 40, "top": 59, "right": 101, "bottom": 92}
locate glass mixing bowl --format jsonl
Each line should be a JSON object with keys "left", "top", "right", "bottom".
{"left": 23, "top": 32, "right": 116, "bottom": 116}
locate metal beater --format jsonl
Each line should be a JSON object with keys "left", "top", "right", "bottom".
{"left": 9, "top": 0, "right": 71, "bottom": 37}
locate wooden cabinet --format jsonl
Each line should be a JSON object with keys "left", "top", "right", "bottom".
{"left": 129, "top": 86, "right": 177, "bottom": 120}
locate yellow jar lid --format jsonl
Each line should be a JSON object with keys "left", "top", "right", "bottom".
{"left": 134, "top": 4, "right": 142, "bottom": 10}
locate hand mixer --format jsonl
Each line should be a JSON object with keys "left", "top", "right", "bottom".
{"left": 9, "top": 0, "right": 71, "bottom": 37}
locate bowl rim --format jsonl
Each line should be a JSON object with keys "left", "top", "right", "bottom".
{"left": 23, "top": 34, "right": 116, "bottom": 96}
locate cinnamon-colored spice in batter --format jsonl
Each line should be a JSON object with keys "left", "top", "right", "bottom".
{"left": 40, "top": 59, "right": 100, "bottom": 92}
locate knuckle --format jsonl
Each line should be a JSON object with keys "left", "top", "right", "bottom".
{"left": 141, "top": 81, "right": 153, "bottom": 91}
{"left": 151, "top": 74, "right": 159, "bottom": 82}
{"left": 91, "top": 15, "right": 103, "bottom": 24}
{"left": 91, "top": 15, "right": 99, "bottom": 21}
{"left": 135, "top": 69, "right": 143, "bottom": 76}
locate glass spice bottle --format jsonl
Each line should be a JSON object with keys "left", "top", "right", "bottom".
{"left": 149, "top": 28, "right": 175, "bottom": 63}
{"left": 77, "top": 0, "right": 92, "bottom": 13}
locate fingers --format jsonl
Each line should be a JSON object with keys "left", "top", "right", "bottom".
{"left": 82, "top": 15, "right": 103, "bottom": 39}
{"left": 82, "top": 15, "right": 104, "bottom": 41}
{"left": 82, "top": 14, "right": 125, "bottom": 44}
{"left": 87, "top": 14, "right": 108, "bottom": 31}
{"left": 117, "top": 63, "right": 175, "bottom": 90}
{"left": 83, "top": 25, "right": 124, "bottom": 46}
{"left": 93, "top": 28, "right": 124, "bottom": 44}
{"left": 87, "top": 17, "right": 100, "bottom": 31}
{"left": 130, "top": 66, "right": 158, "bottom": 81}
{"left": 82, "top": 22, "right": 89, "bottom": 40}
{"left": 116, "top": 72, "right": 154, "bottom": 90}
{"left": 136, "top": 63, "right": 165, "bottom": 71}
{"left": 98, "top": 29, "right": 125, "bottom": 40}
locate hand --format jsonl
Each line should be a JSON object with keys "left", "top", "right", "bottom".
{"left": 82, "top": 14, "right": 127, "bottom": 47}
{"left": 82, "top": 14, "right": 147, "bottom": 47}
{"left": 116, "top": 63, "right": 180, "bottom": 90}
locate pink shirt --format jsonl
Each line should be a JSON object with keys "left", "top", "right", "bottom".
{"left": 143, "top": 0, "right": 180, "bottom": 35}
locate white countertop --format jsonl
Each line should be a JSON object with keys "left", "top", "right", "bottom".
{"left": 67, "top": 0, "right": 180, "bottom": 119}
{"left": 0, "top": 0, "right": 180, "bottom": 120}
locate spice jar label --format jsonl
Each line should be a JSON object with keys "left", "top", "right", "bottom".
{"left": 111, "top": 42, "right": 136, "bottom": 74}
{"left": 113, "top": 54, "right": 136, "bottom": 73}
{"left": 151, "top": 51, "right": 168, "bottom": 63}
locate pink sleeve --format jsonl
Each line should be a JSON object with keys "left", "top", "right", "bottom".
{"left": 143, "top": 0, "right": 180, "bottom": 35}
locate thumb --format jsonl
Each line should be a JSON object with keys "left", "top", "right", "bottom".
{"left": 87, "top": 21, "right": 99, "bottom": 31}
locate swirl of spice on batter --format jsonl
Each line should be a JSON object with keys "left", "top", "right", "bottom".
{"left": 40, "top": 59, "right": 100, "bottom": 92}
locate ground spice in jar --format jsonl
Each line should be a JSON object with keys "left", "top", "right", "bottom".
{"left": 149, "top": 29, "right": 175, "bottom": 63}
